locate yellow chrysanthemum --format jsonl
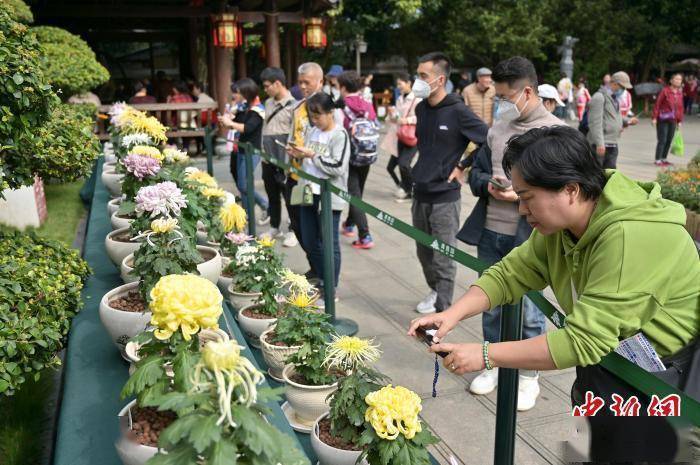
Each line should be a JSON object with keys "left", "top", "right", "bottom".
{"left": 365, "top": 385, "right": 423, "bottom": 440}
{"left": 324, "top": 335, "right": 381, "bottom": 371}
{"left": 279, "top": 268, "right": 313, "bottom": 294}
{"left": 149, "top": 274, "right": 223, "bottom": 341}
{"left": 150, "top": 218, "right": 178, "bottom": 234}
{"left": 219, "top": 202, "right": 247, "bottom": 232}
{"left": 130, "top": 145, "right": 164, "bottom": 161}
{"left": 193, "top": 340, "right": 264, "bottom": 427}
{"left": 256, "top": 235, "right": 275, "bottom": 248}
{"left": 286, "top": 291, "right": 316, "bottom": 309}
{"left": 120, "top": 111, "right": 168, "bottom": 143}
{"left": 202, "top": 187, "right": 226, "bottom": 199}
{"left": 186, "top": 169, "right": 219, "bottom": 188}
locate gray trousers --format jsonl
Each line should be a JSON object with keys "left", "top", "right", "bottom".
{"left": 411, "top": 199, "right": 460, "bottom": 312}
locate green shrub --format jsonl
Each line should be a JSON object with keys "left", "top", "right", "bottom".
{"left": 1, "top": 0, "right": 33, "bottom": 24}
{"left": 29, "top": 104, "right": 100, "bottom": 183}
{"left": 32, "top": 26, "right": 110, "bottom": 98}
{"left": 0, "top": 9, "right": 58, "bottom": 190}
{"left": 0, "top": 231, "right": 91, "bottom": 396}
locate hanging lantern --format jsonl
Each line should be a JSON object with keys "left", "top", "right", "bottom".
{"left": 302, "top": 17, "right": 326, "bottom": 49}
{"left": 211, "top": 13, "right": 242, "bottom": 48}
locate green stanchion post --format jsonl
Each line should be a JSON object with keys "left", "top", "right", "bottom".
{"left": 205, "top": 126, "right": 214, "bottom": 176}
{"left": 320, "top": 180, "right": 357, "bottom": 336}
{"left": 245, "top": 149, "right": 256, "bottom": 236}
{"left": 493, "top": 300, "right": 523, "bottom": 465}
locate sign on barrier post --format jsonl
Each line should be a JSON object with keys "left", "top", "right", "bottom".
{"left": 235, "top": 142, "right": 700, "bottom": 433}
{"left": 494, "top": 301, "right": 523, "bottom": 465}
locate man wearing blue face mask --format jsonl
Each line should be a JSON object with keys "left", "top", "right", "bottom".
{"left": 411, "top": 52, "right": 488, "bottom": 316}
{"left": 456, "top": 56, "right": 561, "bottom": 411}
{"left": 586, "top": 71, "right": 639, "bottom": 169}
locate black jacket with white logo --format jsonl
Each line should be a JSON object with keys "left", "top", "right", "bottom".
{"left": 412, "top": 93, "right": 488, "bottom": 203}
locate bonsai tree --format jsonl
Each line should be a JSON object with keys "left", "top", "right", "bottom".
{"left": 0, "top": 8, "right": 58, "bottom": 191}
{"left": 32, "top": 26, "right": 109, "bottom": 99}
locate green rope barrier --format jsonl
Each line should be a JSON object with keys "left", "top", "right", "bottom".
{"left": 239, "top": 142, "right": 700, "bottom": 426}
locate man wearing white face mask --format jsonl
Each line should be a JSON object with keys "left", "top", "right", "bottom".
{"left": 455, "top": 56, "right": 561, "bottom": 411}
{"left": 411, "top": 52, "right": 488, "bottom": 315}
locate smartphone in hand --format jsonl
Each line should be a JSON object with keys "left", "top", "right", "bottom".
{"left": 488, "top": 177, "right": 511, "bottom": 190}
{"left": 415, "top": 327, "right": 449, "bottom": 358}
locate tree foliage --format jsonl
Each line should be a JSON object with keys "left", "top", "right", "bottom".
{"left": 1, "top": 0, "right": 33, "bottom": 24}
{"left": 32, "top": 26, "right": 110, "bottom": 98}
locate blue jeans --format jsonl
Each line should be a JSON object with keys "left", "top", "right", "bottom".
{"left": 477, "top": 229, "right": 546, "bottom": 376}
{"left": 236, "top": 148, "right": 268, "bottom": 210}
{"left": 299, "top": 194, "right": 341, "bottom": 291}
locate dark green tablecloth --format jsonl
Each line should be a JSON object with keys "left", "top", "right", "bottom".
{"left": 53, "top": 159, "right": 312, "bottom": 465}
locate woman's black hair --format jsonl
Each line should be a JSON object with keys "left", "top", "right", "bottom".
{"left": 395, "top": 71, "right": 412, "bottom": 85}
{"left": 232, "top": 77, "right": 259, "bottom": 103}
{"left": 306, "top": 92, "right": 335, "bottom": 114}
{"left": 337, "top": 70, "right": 363, "bottom": 93}
{"left": 502, "top": 125, "right": 606, "bottom": 200}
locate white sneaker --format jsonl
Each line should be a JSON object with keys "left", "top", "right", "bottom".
{"left": 257, "top": 210, "right": 270, "bottom": 226}
{"left": 469, "top": 368, "right": 499, "bottom": 395}
{"left": 269, "top": 227, "right": 284, "bottom": 238}
{"left": 415, "top": 290, "right": 437, "bottom": 313}
{"left": 517, "top": 374, "right": 540, "bottom": 412}
{"left": 282, "top": 232, "right": 298, "bottom": 248}
{"left": 394, "top": 187, "right": 407, "bottom": 198}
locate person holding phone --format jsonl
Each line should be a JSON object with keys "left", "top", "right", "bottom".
{"left": 454, "top": 57, "right": 562, "bottom": 411}
{"left": 286, "top": 92, "right": 350, "bottom": 298}
{"left": 411, "top": 125, "right": 699, "bottom": 462}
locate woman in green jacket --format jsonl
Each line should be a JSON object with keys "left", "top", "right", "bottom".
{"left": 409, "top": 125, "right": 699, "bottom": 461}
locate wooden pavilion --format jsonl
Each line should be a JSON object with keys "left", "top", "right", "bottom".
{"left": 33, "top": 0, "right": 337, "bottom": 112}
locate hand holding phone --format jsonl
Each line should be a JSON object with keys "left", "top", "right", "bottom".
{"left": 488, "top": 177, "right": 511, "bottom": 190}
{"left": 415, "top": 327, "right": 449, "bottom": 358}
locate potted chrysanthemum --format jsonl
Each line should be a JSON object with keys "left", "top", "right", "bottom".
{"left": 217, "top": 232, "right": 253, "bottom": 294}
{"left": 138, "top": 339, "right": 309, "bottom": 465}
{"left": 116, "top": 274, "right": 228, "bottom": 465}
{"left": 358, "top": 385, "right": 439, "bottom": 465}
{"left": 311, "top": 336, "right": 386, "bottom": 465}
{"left": 259, "top": 275, "right": 321, "bottom": 380}
{"left": 231, "top": 237, "right": 285, "bottom": 347}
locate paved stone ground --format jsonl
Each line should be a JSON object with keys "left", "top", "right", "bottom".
{"left": 196, "top": 118, "right": 699, "bottom": 465}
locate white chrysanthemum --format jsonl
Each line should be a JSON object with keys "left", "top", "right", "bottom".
{"left": 121, "top": 133, "right": 153, "bottom": 149}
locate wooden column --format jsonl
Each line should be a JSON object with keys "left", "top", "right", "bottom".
{"left": 206, "top": 20, "right": 216, "bottom": 100}
{"left": 214, "top": 47, "right": 233, "bottom": 112}
{"left": 235, "top": 46, "right": 247, "bottom": 79}
{"left": 283, "top": 26, "right": 293, "bottom": 83}
{"left": 264, "top": 1, "right": 281, "bottom": 68}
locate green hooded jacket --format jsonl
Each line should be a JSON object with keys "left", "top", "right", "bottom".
{"left": 474, "top": 170, "right": 700, "bottom": 369}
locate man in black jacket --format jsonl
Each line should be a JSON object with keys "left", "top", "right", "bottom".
{"left": 411, "top": 52, "right": 488, "bottom": 314}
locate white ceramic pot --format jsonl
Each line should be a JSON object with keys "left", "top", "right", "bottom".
{"left": 217, "top": 257, "right": 233, "bottom": 296}
{"left": 260, "top": 326, "right": 302, "bottom": 380}
{"left": 111, "top": 211, "right": 134, "bottom": 231}
{"left": 99, "top": 282, "right": 152, "bottom": 355}
{"left": 228, "top": 284, "right": 261, "bottom": 311}
{"left": 107, "top": 197, "right": 122, "bottom": 217}
{"left": 103, "top": 161, "right": 117, "bottom": 173}
{"left": 196, "top": 245, "right": 222, "bottom": 284}
{"left": 115, "top": 400, "right": 158, "bottom": 465}
{"left": 105, "top": 227, "right": 140, "bottom": 266}
{"left": 311, "top": 413, "right": 366, "bottom": 465}
{"left": 282, "top": 365, "right": 338, "bottom": 426}
{"left": 104, "top": 151, "right": 117, "bottom": 164}
{"left": 237, "top": 304, "right": 276, "bottom": 349}
{"left": 102, "top": 169, "right": 124, "bottom": 198}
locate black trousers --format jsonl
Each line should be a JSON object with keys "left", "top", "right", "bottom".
{"left": 655, "top": 120, "right": 677, "bottom": 161}
{"left": 591, "top": 144, "right": 618, "bottom": 169}
{"left": 344, "top": 164, "right": 371, "bottom": 239}
{"left": 261, "top": 162, "right": 287, "bottom": 229}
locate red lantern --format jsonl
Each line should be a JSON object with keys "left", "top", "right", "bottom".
{"left": 302, "top": 17, "right": 326, "bottom": 48}
{"left": 211, "top": 13, "right": 242, "bottom": 48}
